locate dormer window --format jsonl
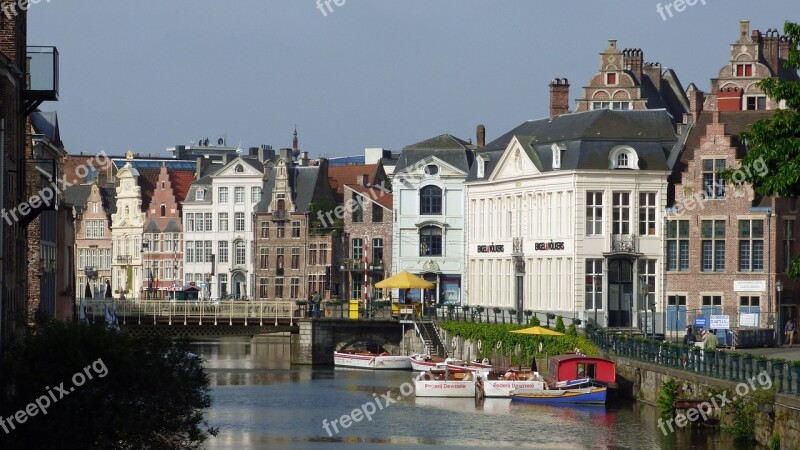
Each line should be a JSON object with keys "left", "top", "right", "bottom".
{"left": 609, "top": 146, "right": 639, "bottom": 170}
{"left": 195, "top": 188, "right": 204, "bottom": 201}
{"left": 551, "top": 143, "right": 566, "bottom": 170}
{"left": 606, "top": 72, "right": 617, "bottom": 85}
{"left": 235, "top": 164, "right": 244, "bottom": 173}
{"left": 477, "top": 156, "right": 485, "bottom": 178}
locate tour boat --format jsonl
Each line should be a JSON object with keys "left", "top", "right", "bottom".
{"left": 414, "top": 367, "right": 478, "bottom": 398}
{"left": 544, "top": 353, "right": 616, "bottom": 389}
{"left": 408, "top": 354, "right": 446, "bottom": 371}
{"left": 475, "top": 368, "right": 545, "bottom": 398}
{"left": 510, "top": 385, "right": 608, "bottom": 405}
{"left": 445, "top": 358, "right": 493, "bottom": 373}
{"left": 333, "top": 342, "right": 411, "bottom": 370}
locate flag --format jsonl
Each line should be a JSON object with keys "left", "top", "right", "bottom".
{"left": 154, "top": 274, "right": 159, "bottom": 290}
{"left": 79, "top": 297, "right": 89, "bottom": 325}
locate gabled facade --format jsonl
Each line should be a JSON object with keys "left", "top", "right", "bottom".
{"left": 465, "top": 109, "right": 679, "bottom": 330}
{"left": 254, "top": 150, "right": 338, "bottom": 301}
{"left": 183, "top": 156, "right": 264, "bottom": 299}
{"left": 69, "top": 183, "right": 114, "bottom": 303}
{"left": 110, "top": 151, "right": 146, "bottom": 298}
{"left": 665, "top": 21, "right": 800, "bottom": 342}
{"left": 392, "top": 134, "right": 474, "bottom": 305}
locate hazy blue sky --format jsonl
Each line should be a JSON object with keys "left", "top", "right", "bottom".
{"left": 28, "top": 1, "right": 796, "bottom": 157}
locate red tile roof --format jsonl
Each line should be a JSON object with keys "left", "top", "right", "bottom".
{"left": 345, "top": 184, "right": 393, "bottom": 210}
{"left": 327, "top": 164, "right": 379, "bottom": 201}
{"left": 169, "top": 171, "right": 196, "bottom": 204}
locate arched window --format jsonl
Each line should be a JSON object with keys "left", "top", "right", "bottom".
{"left": 235, "top": 164, "right": 244, "bottom": 173}
{"left": 160, "top": 204, "right": 166, "bottom": 217}
{"left": 420, "top": 186, "right": 442, "bottom": 215}
{"left": 616, "top": 153, "right": 628, "bottom": 168}
{"left": 419, "top": 226, "right": 442, "bottom": 256}
{"left": 609, "top": 146, "right": 639, "bottom": 170}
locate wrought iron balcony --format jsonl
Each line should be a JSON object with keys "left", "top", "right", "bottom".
{"left": 610, "top": 234, "right": 637, "bottom": 253}
{"left": 116, "top": 255, "right": 132, "bottom": 264}
{"left": 271, "top": 210, "right": 288, "bottom": 222}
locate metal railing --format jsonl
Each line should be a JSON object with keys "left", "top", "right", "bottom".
{"left": 587, "top": 327, "right": 800, "bottom": 396}
{"left": 82, "top": 299, "right": 297, "bottom": 326}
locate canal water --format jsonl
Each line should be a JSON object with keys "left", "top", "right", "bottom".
{"left": 193, "top": 336, "right": 749, "bottom": 450}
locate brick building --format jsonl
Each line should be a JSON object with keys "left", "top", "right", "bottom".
{"left": 342, "top": 181, "right": 393, "bottom": 301}
{"left": 665, "top": 21, "right": 800, "bottom": 342}
{"left": 254, "top": 150, "right": 338, "bottom": 301}
{"left": 68, "top": 182, "right": 115, "bottom": 303}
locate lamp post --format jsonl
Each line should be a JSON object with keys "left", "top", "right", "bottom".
{"left": 593, "top": 274, "right": 599, "bottom": 327}
{"left": 141, "top": 238, "right": 149, "bottom": 300}
{"left": 777, "top": 279, "right": 783, "bottom": 345}
{"left": 643, "top": 283, "right": 651, "bottom": 338}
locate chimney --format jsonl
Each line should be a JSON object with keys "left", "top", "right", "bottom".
{"left": 300, "top": 151, "right": 310, "bottom": 166}
{"left": 249, "top": 146, "right": 259, "bottom": 157}
{"left": 476, "top": 124, "right": 486, "bottom": 149}
{"left": 279, "top": 148, "right": 293, "bottom": 164}
{"left": 761, "top": 28, "right": 781, "bottom": 76}
{"left": 623, "top": 48, "right": 643, "bottom": 82}
{"left": 686, "top": 83, "right": 704, "bottom": 120}
{"left": 549, "top": 78, "right": 570, "bottom": 118}
{"left": 221, "top": 153, "right": 228, "bottom": 165}
{"left": 357, "top": 174, "right": 369, "bottom": 187}
{"left": 739, "top": 20, "right": 750, "bottom": 43}
{"left": 780, "top": 36, "right": 791, "bottom": 69}
{"left": 175, "top": 145, "right": 186, "bottom": 159}
{"left": 643, "top": 62, "right": 662, "bottom": 92}
{"left": 195, "top": 157, "right": 202, "bottom": 181}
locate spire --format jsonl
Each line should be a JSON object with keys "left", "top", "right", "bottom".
{"left": 292, "top": 125, "right": 300, "bottom": 158}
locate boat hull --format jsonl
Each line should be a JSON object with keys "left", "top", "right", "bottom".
{"left": 510, "top": 387, "right": 607, "bottom": 405}
{"left": 482, "top": 380, "right": 544, "bottom": 398}
{"left": 414, "top": 378, "right": 477, "bottom": 397}
{"left": 333, "top": 352, "right": 411, "bottom": 370}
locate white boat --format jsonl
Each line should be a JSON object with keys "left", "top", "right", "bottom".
{"left": 409, "top": 354, "right": 446, "bottom": 371}
{"left": 414, "top": 368, "right": 477, "bottom": 397}
{"left": 334, "top": 341, "right": 411, "bottom": 370}
{"left": 476, "top": 369, "right": 545, "bottom": 398}
{"left": 445, "top": 358, "right": 492, "bottom": 373}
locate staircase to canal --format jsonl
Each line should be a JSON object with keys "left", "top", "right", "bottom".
{"left": 416, "top": 320, "right": 447, "bottom": 358}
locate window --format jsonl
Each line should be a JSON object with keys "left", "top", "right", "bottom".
{"left": 612, "top": 192, "right": 630, "bottom": 234}
{"left": 606, "top": 72, "right": 617, "bottom": 85}
{"left": 291, "top": 248, "right": 300, "bottom": 269}
{"left": 196, "top": 213, "right": 205, "bottom": 232}
{"left": 585, "top": 259, "right": 603, "bottom": 310}
{"left": 700, "top": 220, "right": 726, "bottom": 272}
{"left": 419, "top": 226, "right": 442, "bottom": 256}
{"left": 160, "top": 205, "right": 166, "bottom": 217}
{"left": 735, "top": 63, "right": 753, "bottom": 77}
{"left": 292, "top": 221, "right": 301, "bottom": 238}
{"left": 152, "top": 234, "right": 160, "bottom": 252}
{"left": 424, "top": 164, "right": 439, "bottom": 176}
{"left": 259, "top": 247, "right": 269, "bottom": 269}
{"left": 290, "top": 278, "right": 300, "bottom": 298}
{"left": 616, "top": 153, "right": 628, "bottom": 168}
{"left": 319, "top": 244, "right": 328, "bottom": 265}
{"left": 703, "top": 295, "right": 722, "bottom": 307}
{"left": 372, "top": 238, "right": 383, "bottom": 264}
{"left": 586, "top": 192, "right": 603, "bottom": 235}
{"left": 739, "top": 219, "right": 764, "bottom": 271}
{"left": 745, "top": 95, "right": 767, "bottom": 111}
{"left": 420, "top": 186, "right": 442, "bottom": 215}
{"left": 702, "top": 159, "right": 726, "bottom": 199}
{"left": 591, "top": 101, "right": 630, "bottom": 110}
{"left": 186, "top": 241, "right": 194, "bottom": 263}
{"left": 219, "top": 213, "right": 228, "bottom": 232}
{"left": 667, "top": 295, "right": 687, "bottom": 331}
{"left": 639, "top": 259, "right": 656, "bottom": 312}
{"left": 308, "top": 275, "right": 316, "bottom": 296}
{"left": 260, "top": 221, "right": 269, "bottom": 238}
{"left": 309, "top": 244, "right": 317, "bottom": 265}
{"left": 234, "top": 187, "right": 245, "bottom": 204}
{"left": 186, "top": 213, "right": 195, "bottom": 232}
{"left": 276, "top": 248, "right": 285, "bottom": 270}
{"left": 235, "top": 164, "right": 244, "bottom": 173}
{"left": 218, "top": 241, "right": 228, "bottom": 263}
{"left": 352, "top": 238, "right": 363, "bottom": 261}
{"left": 193, "top": 241, "right": 204, "bottom": 262}
{"left": 276, "top": 223, "right": 285, "bottom": 238}
{"left": 352, "top": 193, "right": 363, "bottom": 223}
{"left": 667, "top": 220, "right": 690, "bottom": 271}
{"left": 195, "top": 188, "right": 204, "bottom": 201}
{"left": 784, "top": 219, "right": 795, "bottom": 272}
{"left": 275, "top": 277, "right": 284, "bottom": 298}
{"left": 218, "top": 187, "right": 228, "bottom": 204}
{"left": 251, "top": 186, "right": 262, "bottom": 203}
{"left": 219, "top": 274, "right": 228, "bottom": 296}
{"left": 638, "top": 193, "right": 656, "bottom": 235}
{"left": 372, "top": 204, "right": 383, "bottom": 222}
{"left": 235, "top": 213, "right": 245, "bottom": 232}
{"left": 739, "top": 296, "right": 761, "bottom": 327}
{"left": 235, "top": 241, "right": 246, "bottom": 265}
{"left": 259, "top": 278, "right": 269, "bottom": 299}
{"left": 205, "top": 241, "right": 213, "bottom": 264}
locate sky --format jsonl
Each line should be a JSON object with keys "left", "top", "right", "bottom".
{"left": 28, "top": 0, "right": 797, "bottom": 158}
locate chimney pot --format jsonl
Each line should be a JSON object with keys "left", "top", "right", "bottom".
{"left": 357, "top": 174, "right": 369, "bottom": 187}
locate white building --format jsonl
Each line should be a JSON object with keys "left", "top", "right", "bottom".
{"left": 182, "top": 156, "right": 266, "bottom": 299}
{"left": 392, "top": 134, "right": 475, "bottom": 305}
{"left": 465, "top": 109, "right": 682, "bottom": 330}
{"left": 110, "top": 151, "right": 146, "bottom": 298}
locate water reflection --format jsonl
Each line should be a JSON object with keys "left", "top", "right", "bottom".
{"left": 194, "top": 336, "right": 745, "bottom": 450}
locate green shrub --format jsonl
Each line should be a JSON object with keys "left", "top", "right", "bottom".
{"left": 529, "top": 315, "right": 541, "bottom": 326}
{"left": 555, "top": 316, "right": 566, "bottom": 333}
{"left": 567, "top": 324, "right": 577, "bottom": 336}
{"left": 658, "top": 378, "right": 677, "bottom": 419}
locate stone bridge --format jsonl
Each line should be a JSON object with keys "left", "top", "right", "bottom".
{"left": 291, "top": 319, "right": 412, "bottom": 365}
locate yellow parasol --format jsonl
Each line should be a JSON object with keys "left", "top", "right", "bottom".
{"left": 374, "top": 271, "right": 435, "bottom": 289}
{"left": 509, "top": 326, "right": 565, "bottom": 336}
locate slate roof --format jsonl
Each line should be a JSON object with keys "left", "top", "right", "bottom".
{"left": 255, "top": 161, "right": 335, "bottom": 214}
{"left": 394, "top": 134, "right": 475, "bottom": 174}
{"left": 466, "top": 109, "right": 678, "bottom": 181}
{"left": 63, "top": 183, "right": 116, "bottom": 218}
{"left": 30, "top": 111, "right": 61, "bottom": 145}
{"left": 164, "top": 219, "right": 182, "bottom": 233}
{"left": 345, "top": 184, "right": 393, "bottom": 210}
{"left": 144, "top": 221, "right": 162, "bottom": 234}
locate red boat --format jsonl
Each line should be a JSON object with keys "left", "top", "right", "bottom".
{"left": 545, "top": 353, "right": 616, "bottom": 389}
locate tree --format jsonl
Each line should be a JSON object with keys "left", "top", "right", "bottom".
{"left": 555, "top": 316, "right": 566, "bottom": 333}
{"left": 0, "top": 321, "right": 217, "bottom": 449}
{"left": 720, "top": 20, "right": 800, "bottom": 277}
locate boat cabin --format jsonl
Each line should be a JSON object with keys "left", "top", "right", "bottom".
{"left": 546, "top": 354, "right": 615, "bottom": 386}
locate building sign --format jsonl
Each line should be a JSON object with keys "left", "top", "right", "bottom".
{"left": 733, "top": 280, "right": 766, "bottom": 292}
{"left": 477, "top": 244, "right": 504, "bottom": 253}
{"left": 534, "top": 241, "right": 565, "bottom": 251}
{"left": 694, "top": 317, "right": 707, "bottom": 328}
{"left": 740, "top": 313, "right": 759, "bottom": 327}
{"left": 709, "top": 315, "right": 730, "bottom": 330}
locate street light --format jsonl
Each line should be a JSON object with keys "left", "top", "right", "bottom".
{"left": 593, "top": 274, "right": 599, "bottom": 327}
{"left": 141, "top": 238, "right": 149, "bottom": 300}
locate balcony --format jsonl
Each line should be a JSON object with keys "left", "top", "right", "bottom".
{"left": 339, "top": 259, "right": 384, "bottom": 272}
{"left": 271, "top": 210, "right": 288, "bottom": 222}
{"left": 610, "top": 234, "right": 638, "bottom": 254}
{"left": 24, "top": 46, "right": 59, "bottom": 115}
{"left": 116, "top": 255, "right": 132, "bottom": 264}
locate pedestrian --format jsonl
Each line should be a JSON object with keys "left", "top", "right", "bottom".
{"left": 785, "top": 318, "right": 796, "bottom": 347}
{"left": 312, "top": 291, "right": 322, "bottom": 319}
{"left": 683, "top": 326, "right": 696, "bottom": 346}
